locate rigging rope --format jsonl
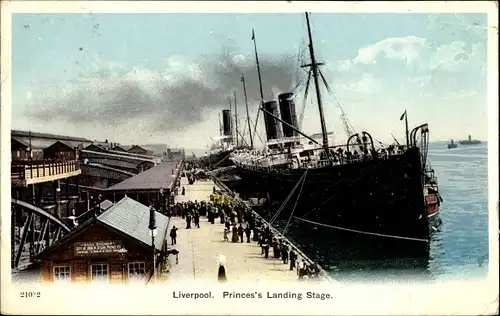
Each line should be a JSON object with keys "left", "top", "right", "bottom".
{"left": 269, "top": 171, "right": 308, "bottom": 225}
{"left": 282, "top": 169, "right": 308, "bottom": 235}
{"left": 294, "top": 217, "right": 429, "bottom": 242}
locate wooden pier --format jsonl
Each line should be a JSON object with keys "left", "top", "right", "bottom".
{"left": 167, "top": 176, "right": 333, "bottom": 283}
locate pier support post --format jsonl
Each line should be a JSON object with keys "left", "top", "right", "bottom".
{"left": 52, "top": 181, "right": 57, "bottom": 217}
{"left": 11, "top": 198, "right": 16, "bottom": 268}
{"left": 29, "top": 184, "right": 36, "bottom": 261}
{"left": 65, "top": 180, "right": 70, "bottom": 217}
{"left": 75, "top": 176, "right": 80, "bottom": 201}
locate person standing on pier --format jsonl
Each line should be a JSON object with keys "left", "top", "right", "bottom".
{"left": 298, "top": 259, "right": 307, "bottom": 279}
{"left": 217, "top": 254, "right": 227, "bottom": 283}
{"left": 253, "top": 226, "right": 260, "bottom": 242}
{"left": 262, "top": 238, "right": 270, "bottom": 259}
{"left": 244, "top": 225, "right": 251, "bottom": 243}
{"left": 194, "top": 210, "right": 200, "bottom": 228}
{"left": 231, "top": 225, "right": 239, "bottom": 243}
{"left": 219, "top": 208, "right": 225, "bottom": 224}
{"left": 289, "top": 249, "right": 296, "bottom": 271}
{"left": 272, "top": 238, "right": 279, "bottom": 259}
{"left": 182, "top": 186, "right": 185, "bottom": 195}
{"left": 281, "top": 243, "right": 289, "bottom": 264}
{"left": 237, "top": 224, "right": 244, "bottom": 243}
{"left": 186, "top": 213, "right": 192, "bottom": 229}
{"left": 170, "top": 226, "right": 178, "bottom": 245}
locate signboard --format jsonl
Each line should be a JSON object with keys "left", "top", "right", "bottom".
{"left": 74, "top": 240, "right": 123, "bottom": 256}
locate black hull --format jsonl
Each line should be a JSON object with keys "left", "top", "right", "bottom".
{"left": 199, "top": 150, "right": 234, "bottom": 168}
{"left": 229, "top": 148, "right": 429, "bottom": 252}
{"left": 274, "top": 219, "right": 430, "bottom": 271}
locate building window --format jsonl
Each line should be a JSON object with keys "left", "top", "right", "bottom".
{"left": 91, "top": 263, "right": 109, "bottom": 283}
{"left": 128, "top": 261, "right": 146, "bottom": 281}
{"left": 53, "top": 266, "right": 71, "bottom": 282}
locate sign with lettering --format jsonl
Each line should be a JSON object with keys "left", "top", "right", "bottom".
{"left": 74, "top": 240, "right": 123, "bottom": 256}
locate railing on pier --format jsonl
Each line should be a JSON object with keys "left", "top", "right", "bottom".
{"left": 11, "top": 160, "right": 81, "bottom": 186}
{"left": 209, "top": 174, "right": 335, "bottom": 283}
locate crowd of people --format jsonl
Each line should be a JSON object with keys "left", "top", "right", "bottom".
{"left": 168, "top": 173, "right": 324, "bottom": 281}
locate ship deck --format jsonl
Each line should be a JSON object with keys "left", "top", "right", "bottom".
{"left": 167, "top": 176, "right": 331, "bottom": 283}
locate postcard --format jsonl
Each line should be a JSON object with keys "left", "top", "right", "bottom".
{"left": 1, "top": 1, "right": 498, "bottom": 315}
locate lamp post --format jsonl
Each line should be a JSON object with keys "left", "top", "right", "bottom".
{"left": 97, "top": 193, "right": 102, "bottom": 215}
{"left": 118, "top": 247, "right": 128, "bottom": 283}
{"left": 148, "top": 206, "right": 157, "bottom": 283}
{"left": 56, "top": 185, "right": 61, "bottom": 218}
{"left": 159, "top": 188, "right": 164, "bottom": 215}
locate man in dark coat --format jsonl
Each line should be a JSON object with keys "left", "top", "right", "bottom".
{"left": 237, "top": 224, "right": 244, "bottom": 243}
{"left": 281, "top": 244, "right": 289, "bottom": 264}
{"left": 170, "top": 226, "right": 178, "bottom": 245}
{"left": 244, "top": 225, "right": 251, "bottom": 243}
{"left": 262, "top": 238, "right": 270, "bottom": 259}
{"left": 186, "top": 213, "right": 192, "bottom": 229}
{"left": 289, "top": 249, "right": 296, "bottom": 271}
{"left": 193, "top": 211, "right": 200, "bottom": 228}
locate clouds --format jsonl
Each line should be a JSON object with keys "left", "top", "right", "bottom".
{"left": 331, "top": 33, "right": 486, "bottom": 98}
{"left": 23, "top": 49, "right": 302, "bottom": 134}
{"left": 338, "top": 36, "right": 427, "bottom": 72}
{"left": 430, "top": 41, "right": 486, "bottom": 73}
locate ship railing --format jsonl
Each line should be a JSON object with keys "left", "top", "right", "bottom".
{"left": 237, "top": 150, "right": 407, "bottom": 172}
{"left": 210, "top": 176, "right": 335, "bottom": 283}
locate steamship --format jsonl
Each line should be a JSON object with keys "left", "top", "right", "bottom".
{"left": 226, "top": 12, "right": 441, "bottom": 255}
{"left": 458, "top": 135, "right": 481, "bottom": 145}
{"left": 199, "top": 109, "right": 236, "bottom": 169}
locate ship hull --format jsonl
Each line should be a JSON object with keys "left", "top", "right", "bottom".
{"left": 229, "top": 148, "right": 430, "bottom": 253}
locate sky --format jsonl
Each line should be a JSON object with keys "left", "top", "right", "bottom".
{"left": 11, "top": 11, "right": 489, "bottom": 149}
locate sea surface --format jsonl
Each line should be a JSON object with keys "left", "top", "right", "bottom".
{"left": 268, "top": 142, "right": 490, "bottom": 282}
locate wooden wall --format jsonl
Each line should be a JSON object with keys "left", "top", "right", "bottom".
{"left": 39, "top": 223, "right": 154, "bottom": 284}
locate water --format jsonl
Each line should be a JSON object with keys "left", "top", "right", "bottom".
{"left": 269, "top": 142, "right": 490, "bottom": 282}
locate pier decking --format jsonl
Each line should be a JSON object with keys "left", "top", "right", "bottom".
{"left": 167, "top": 177, "right": 329, "bottom": 283}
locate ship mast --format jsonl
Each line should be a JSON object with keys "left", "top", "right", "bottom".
{"left": 218, "top": 112, "right": 222, "bottom": 136}
{"left": 251, "top": 28, "right": 265, "bottom": 147}
{"left": 228, "top": 96, "right": 233, "bottom": 145}
{"left": 234, "top": 90, "right": 239, "bottom": 147}
{"left": 241, "top": 74, "right": 254, "bottom": 148}
{"left": 305, "top": 12, "right": 329, "bottom": 148}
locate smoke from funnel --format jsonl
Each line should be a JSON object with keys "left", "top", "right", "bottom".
{"left": 24, "top": 48, "right": 302, "bottom": 134}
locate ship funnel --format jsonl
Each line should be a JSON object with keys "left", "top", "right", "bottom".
{"left": 263, "top": 101, "right": 281, "bottom": 141}
{"left": 278, "top": 92, "right": 298, "bottom": 138}
{"left": 222, "top": 109, "right": 232, "bottom": 136}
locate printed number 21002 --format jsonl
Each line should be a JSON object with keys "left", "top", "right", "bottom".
{"left": 20, "top": 292, "right": 41, "bottom": 298}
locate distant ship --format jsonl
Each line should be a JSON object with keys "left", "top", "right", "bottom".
{"left": 447, "top": 139, "right": 458, "bottom": 149}
{"left": 458, "top": 135, "right": 481, "bottom": 145}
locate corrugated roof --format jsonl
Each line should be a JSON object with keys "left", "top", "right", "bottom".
{"left": 12, "top": 136, "right": 90, "bottom": 150}
{"left": 112, "top": 145, "right": 132, "bottom": 151}
{"left": 106, "top": 161, "right": 179, "bottom": 192}
{"left": 88, "top": 158, "right": 139, "bottom": 170}
{"left": 12, "top": 136, "right": 58, "bottom": 150}
{"left": 11, "top": 129, "right": 91, "bottom": 142}
{"left": 97, "top": 196, "right": 168, "bottom": 251}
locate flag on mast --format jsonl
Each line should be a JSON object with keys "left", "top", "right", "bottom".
{"left": 251, "top": 29, "right": 255, "bottom": 40}
{"left": 400, "top": 110, "right": 407, "bottom": 121}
